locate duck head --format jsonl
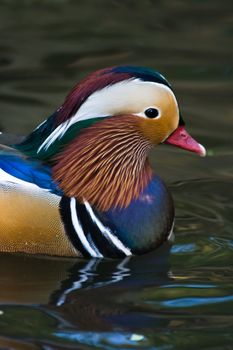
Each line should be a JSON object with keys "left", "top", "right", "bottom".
{"left": 16, "top": 65, "right": 206, "bottom": 211}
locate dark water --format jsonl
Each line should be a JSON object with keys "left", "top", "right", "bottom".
{"left": 0, "top": 1, "right": 232, "bottom": 349}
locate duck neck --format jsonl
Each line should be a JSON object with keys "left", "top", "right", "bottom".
{"left": 53, "top": 115, "right": 153, "bottom": 212}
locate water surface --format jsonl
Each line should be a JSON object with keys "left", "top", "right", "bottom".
{"left": 0, "top": 1, "right": 232, "bottom": 349}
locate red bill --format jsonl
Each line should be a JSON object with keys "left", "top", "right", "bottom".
{"left": 165, "top": 126, "right": 206, "bottom": 157}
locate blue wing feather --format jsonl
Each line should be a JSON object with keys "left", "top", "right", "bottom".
{"left": 0, "top": 150, "right": 62, "bottom": 195}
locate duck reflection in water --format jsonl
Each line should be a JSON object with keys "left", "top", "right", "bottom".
{"left": 0, "top": 244, "right": 171, "bottom": 334}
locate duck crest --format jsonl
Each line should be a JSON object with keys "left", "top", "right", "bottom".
{"left": 14, "top": 65, "right": 172, "bottom": 162}
{"left": 56, "top": 68, "right": 131, "bottom": 125}
{"left": 53, "top": 115, "right": 153, "bottom": 211}
{"left": 15, "top": 68, "right": 131, "bottom": 161}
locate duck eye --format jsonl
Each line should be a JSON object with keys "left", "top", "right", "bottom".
{"left": 144, "top": 108, "right": 159, "bottom": 118}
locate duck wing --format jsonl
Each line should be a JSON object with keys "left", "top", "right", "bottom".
{"left": 0, "top": 144, "right": 77, "bottom": 256}
{"left": 0, "top": 144, "right": 60, "bottom": 194}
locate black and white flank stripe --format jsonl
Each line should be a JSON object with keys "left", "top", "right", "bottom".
{"left": 60, "top": 196, "right": 132, "bottom": 258}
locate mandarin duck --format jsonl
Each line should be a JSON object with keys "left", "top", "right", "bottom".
{"left": 0, "top": 66, "right": 206, "bottom": 258}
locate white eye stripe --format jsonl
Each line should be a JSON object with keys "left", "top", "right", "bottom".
{"left": 37, "top": 79, "right": 176, "bottom": 152}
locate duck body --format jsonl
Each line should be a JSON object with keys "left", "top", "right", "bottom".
{"left": 0, "top": 149, "right": 173, "bottom": 258}
{"left": 0, "top": 65, "right": 205, "bottom": 258}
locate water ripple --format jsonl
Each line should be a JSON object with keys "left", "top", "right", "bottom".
{"left": 160, "top": 295, "right": 233, "bottom": 308}
{"left": 54, "top": 331, "right": 148, "bottom": 349}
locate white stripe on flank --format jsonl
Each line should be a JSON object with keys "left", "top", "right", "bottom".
{"left": 84, "top": 201, "right": 132, "bottom": 256}
{"left": 70, "top": 198, "right": 103, "bottom": 258}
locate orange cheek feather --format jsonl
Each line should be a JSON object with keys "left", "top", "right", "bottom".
{"left": 138, "top": 112, "right": 179, "bottom": 145}
{"left": 137, "top": 93, "right": 179, "bottom": 144}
